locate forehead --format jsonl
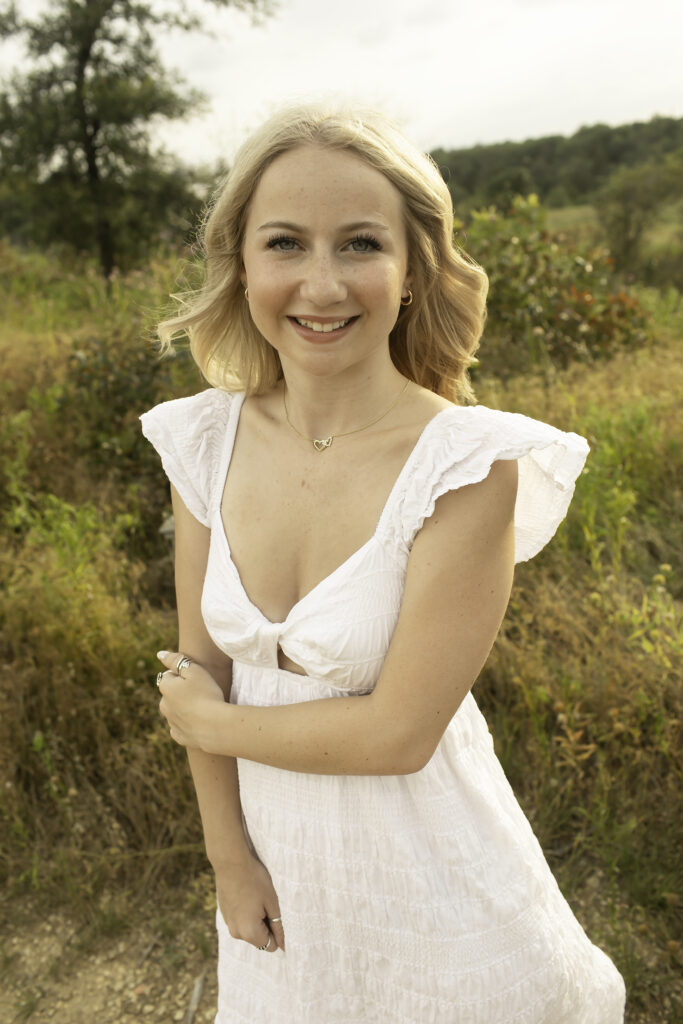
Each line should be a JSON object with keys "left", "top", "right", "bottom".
{"left": 246, "top": 145, "right": 405, "bottom": 228}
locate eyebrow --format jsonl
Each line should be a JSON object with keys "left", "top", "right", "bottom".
{"left": 256, "top": 219, "right": 391, "bottom": 233}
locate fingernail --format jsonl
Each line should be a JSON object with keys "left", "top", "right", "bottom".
{"left": 157, "top": 651, "right": 170, "bottom": 659}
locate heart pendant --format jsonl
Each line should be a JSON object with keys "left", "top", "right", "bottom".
{"left": 313, "top": 437, "right": 333, "bottom": 451}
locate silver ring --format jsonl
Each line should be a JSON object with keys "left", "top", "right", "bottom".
{"left": 176, "top": 655, "right": 193, "bottom": 676}
{"left": 257, "top": 934, "right": 272, "bottom": 951}
{"left": 269, "top": 917, "right": 282, "bottom": 924}
{"left": 156, "top": 672, "right": 164, "bottom": 688}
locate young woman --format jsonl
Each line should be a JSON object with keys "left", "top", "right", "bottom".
{"left": 141, "top": 105, "right": 625, "bottom": 1023}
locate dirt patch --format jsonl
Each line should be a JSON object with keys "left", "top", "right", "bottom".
{"left": 1, "top": 868, "right": 680, "bottom": 1023}
{"left": 0, "top": 898, "right": 218, "bottom": 1024}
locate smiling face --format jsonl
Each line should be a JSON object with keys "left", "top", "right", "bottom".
{"left": 240, "top": 144, "right": 412, "bottom": 380}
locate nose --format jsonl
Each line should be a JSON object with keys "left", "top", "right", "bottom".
{"left": 298, "top": 251, "right": 347, "bottom": 307}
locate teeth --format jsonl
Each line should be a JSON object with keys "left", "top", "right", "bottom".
{"left": 295, "top": 317, "right": 351, "bottom": 333}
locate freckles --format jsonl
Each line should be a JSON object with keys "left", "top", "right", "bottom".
{"left": 249, "top": 267, "right": 290, "bottom": 302}
{"left": 362, "top": 268, "right": 403, "bottom": 301}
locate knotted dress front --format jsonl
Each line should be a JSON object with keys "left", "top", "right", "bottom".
{"left": 141, "top": 389, "right": 625, "bottom": 1024}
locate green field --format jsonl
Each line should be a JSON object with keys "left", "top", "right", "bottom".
{"left": 0, "top": 242, "right": 681, "bottom": 1022}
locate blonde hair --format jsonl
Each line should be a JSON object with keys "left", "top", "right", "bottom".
{"left": 158, "top": 104, "right": 488, "bottom": 402}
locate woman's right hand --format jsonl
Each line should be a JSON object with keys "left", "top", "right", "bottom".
{"left": 215, "top": 855, "right": 285, "bottom": 953}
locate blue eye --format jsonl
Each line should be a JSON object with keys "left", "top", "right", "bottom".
{"left": 349, "top": 234, "right": 381, "bottom": 253}
{"left": 266, "top": 234, "right": 298, "bottom": 251}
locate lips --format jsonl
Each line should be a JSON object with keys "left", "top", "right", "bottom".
{"left": 292, "top": 316, "right": 358, "bottom": 334}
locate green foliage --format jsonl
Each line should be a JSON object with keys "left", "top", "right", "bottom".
{"left": 597, "top": 151, "right": 683, "bottom": 279}
{"left": 0, "top": 250, "right": 207, "bottom": 896}
{"left": 566, "top": 401, "right": 681, "bottom": 580}
{"left": 0, "top": 238, "right": 184, "bottom": 337}
{"left": 484, "top": 165, "right": 537, "bottom": 210}
{"left": 545, "top": 205, "right": 600, "bottom": 246}
{"left": 635, "top": 282, "right": 683, "bottom": 342}
{"left": 0, "top": 0, "right": 268, "bottom": 275}
{"left": 482, "top": 556, "right": 681, "bottom": 910}
{"left": 0, "top": 490, "right": 200, "bottom": 899}
{"left": 475, "top": 346, "right": 683, "bottom": 1013}
{"left": 463, "top": 195, "right": 650, "bottom": 377}
{"left": 431, "top": 115, "right": 683, "bottom": 211}
{"left": 0, "top": 245, "right": 681, "bottom": 1016}
{"left": 58, "top": 330, "right": 171, "bottom": 472}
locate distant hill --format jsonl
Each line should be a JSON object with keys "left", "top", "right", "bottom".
{"left": 430, "top": 115, "right": 683, "bottom": 210}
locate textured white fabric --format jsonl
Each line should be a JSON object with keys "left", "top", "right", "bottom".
{"left": 141, "top": 388, "right": 625, "bottom": 1024}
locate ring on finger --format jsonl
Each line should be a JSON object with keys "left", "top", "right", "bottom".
{"left": 257, "top": 934, "right": 272, "bottom": 951}
{"left": 156, "top": 672, "right": 164, "bottom": 688}
{"left": 176, "top": 655, "right": 193, "bottom": 677}
{"left": 269, "top": 916, "right": 282, "bottom": 924}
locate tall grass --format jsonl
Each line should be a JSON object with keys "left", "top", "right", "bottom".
{"left": 0, "top": 243, "right": 681, "bottom": 1018}
{"left": 0, "top": 243, "right": 206, "bottom": 904}
{"left": 475, "top": 333, "right": 682, "bottom": 1012}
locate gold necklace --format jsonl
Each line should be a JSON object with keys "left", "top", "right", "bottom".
{"left": 283, "top": 379, "right": 410, "bottom": 451}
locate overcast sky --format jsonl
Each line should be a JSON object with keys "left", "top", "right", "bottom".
{"left": 4, "top": 0, "right": 682, "bottom": 164}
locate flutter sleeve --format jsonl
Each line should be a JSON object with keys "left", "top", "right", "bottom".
{"left": 393, "top": 405, "right": 589, "bottom": 564}
{"left": 139, "top": 388, "right": 235, "bottom": 527}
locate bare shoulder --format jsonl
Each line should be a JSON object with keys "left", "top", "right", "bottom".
{"left": 401, "top": 383, "right": 453, "bottom": 424}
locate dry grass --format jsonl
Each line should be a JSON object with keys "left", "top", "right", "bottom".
{"left": 0, "top": 246, "right": 681, "bottom": 1019}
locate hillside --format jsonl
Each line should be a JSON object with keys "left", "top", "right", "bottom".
{"left": 431, "top": 115, "right": 683, "bottom": 208}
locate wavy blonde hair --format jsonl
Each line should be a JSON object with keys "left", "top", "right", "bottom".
{"left": 158, "top": 104, "right": 488, "bottom": 402}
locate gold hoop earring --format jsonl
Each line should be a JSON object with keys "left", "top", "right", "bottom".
{"left": 400, "top": 290, "right": 413, "bottom": 307}
{"left": 244, "top": 287, "right": 249, "bottom": 301}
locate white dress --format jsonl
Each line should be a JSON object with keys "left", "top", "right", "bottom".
{"left": 141, "top": 389, "right": 626, "bottom": 1024}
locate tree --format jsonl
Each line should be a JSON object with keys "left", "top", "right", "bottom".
{"left": 597, "top": 150, "right": 683, "bottom": 270}
{"left": 484, "top": 165, "right": 536, "bottom": 213}
{"left": 430, "top": 117, "right": 683, "bottom": 211}
{"left": 0, "top": 0, "right": 271, "bottom": 276}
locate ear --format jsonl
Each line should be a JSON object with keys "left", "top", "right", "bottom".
{"left": 401, "top": 271, "right": 413, "bottom": 299}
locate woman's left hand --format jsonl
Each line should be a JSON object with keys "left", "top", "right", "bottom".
{"left": 156, "top": 650, "right": 225, "bottom": 750}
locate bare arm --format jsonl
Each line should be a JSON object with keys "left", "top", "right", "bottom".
{"left": 171, "top": 486, "right": 252, "bottom": 870}
{"left": 160, "top": 459, "right": 518, "bottom": 776}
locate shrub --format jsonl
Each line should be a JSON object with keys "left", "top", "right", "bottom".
{"left": 1, "top": 243, "right": 681, "bottom": 1016}
{"left": 462, "top": 195, "right": 651, "bottom": 377}
{"left": 57, "top": 330, "right": 171, "bottom": 473}
{"left": 596, "top": 151, "right": 683, "bottom": 273}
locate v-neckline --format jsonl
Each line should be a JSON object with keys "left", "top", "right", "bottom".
{"left": 215, "top": 390, "right": 454, "bottom": 628}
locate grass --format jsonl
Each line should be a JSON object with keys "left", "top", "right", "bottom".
{"left": 546, "top": 203, "right": 601, "bottom": 245}
{"left": 0, "top": 240, "right": 681, "bottom": 1020}
{"left": 545, "top": 200, "right": 683, "bottom": 290}
{"left": 474, "top": 329, "right": 682, "bottom": 1018}
{"left": 642, "top": 198, "right": 683, "bottom": 250}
